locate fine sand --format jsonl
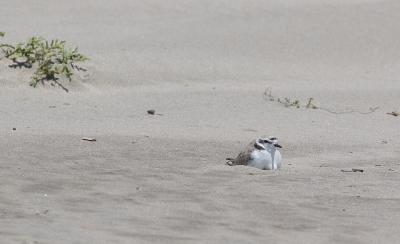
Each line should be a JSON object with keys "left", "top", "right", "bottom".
{"left": 1, "top": 1, "right": 400, "bottom": 243}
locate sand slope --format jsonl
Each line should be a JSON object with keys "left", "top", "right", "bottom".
{"left": 1, "top": 1, "right": 400, "bottom": 243}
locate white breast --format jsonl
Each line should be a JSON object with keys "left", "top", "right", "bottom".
{"left": 248, "top": 148, "right": 281, "bottom": 170}
{"left": 248, "top": 150, "right": 273, "bottom": 170}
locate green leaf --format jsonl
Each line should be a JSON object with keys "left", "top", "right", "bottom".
{"left": 2, "top": 35, "right": 88, "bottom": 91}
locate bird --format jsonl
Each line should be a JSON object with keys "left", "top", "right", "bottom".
{"left": 226, "top": 136, "right": 282, "bottom": 170}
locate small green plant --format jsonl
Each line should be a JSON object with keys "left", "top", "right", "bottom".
{"left": 0, "top": 32, "right": 4, "bottom": 37}
{"left": 263, "top": 87, "right": 378, "bottom": 114}
{"left": 277, "top": 97, "right": 301, "bottom": 108}
{"left": 305, "top": 97, "right": 318, "bottom": 109}
{"left": 264, "top": 87, "right": 316, "bottom": 109}
{"left": 0, "top": 33, "right": 88, "bottom": 92}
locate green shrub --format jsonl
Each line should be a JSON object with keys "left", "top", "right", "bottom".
{"left": 0, "top": 33, "right": 88, "bottom": 92}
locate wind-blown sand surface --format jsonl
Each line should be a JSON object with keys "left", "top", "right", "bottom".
{"left": 1, "top": 1, "right": 400, "bottom": 243}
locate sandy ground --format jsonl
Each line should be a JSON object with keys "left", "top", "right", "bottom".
{"left": 1, "top": 0, "right": 400, "bottom": 243}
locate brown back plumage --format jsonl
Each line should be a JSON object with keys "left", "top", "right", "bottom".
{"left": 226, "top": 139, "right": 258, "bottom": 166}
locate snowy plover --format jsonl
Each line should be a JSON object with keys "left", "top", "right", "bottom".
{"left": 226, "top": 136, "right": 282, "bottom": 170}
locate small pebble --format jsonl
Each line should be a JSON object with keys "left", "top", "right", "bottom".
{"left": 82, "top": 137, "right": 96, "bottom": 142}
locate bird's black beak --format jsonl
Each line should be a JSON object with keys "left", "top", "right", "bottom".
{"left": 274, "top": 144, "right": 282, "bottom": 148}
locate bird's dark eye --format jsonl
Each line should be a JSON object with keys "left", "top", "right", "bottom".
{"left": 269, "top": 137, "right": 277, "bottom": 140}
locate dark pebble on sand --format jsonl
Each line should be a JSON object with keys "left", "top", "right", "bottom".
{"left": 147, "top": 109, "right": 155, "bottom": 115}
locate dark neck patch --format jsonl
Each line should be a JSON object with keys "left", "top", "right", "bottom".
{"left": 254, "top": 142, "right": 265, "bottom": 150}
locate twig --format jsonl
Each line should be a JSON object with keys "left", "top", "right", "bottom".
{"left": 341, "top": 168, "right": 364, "bottom": 173}
{"left": 319, "top": 106, "right": 379, "bottom": 115}
{"left": 387, "top": 111, "right": 399, "bottom": 117}
{"left": 263, "top": 87, "right": 379, "bottom": 115}
{"left": 82, "top": 137, "right": 96, "bottom": 142}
